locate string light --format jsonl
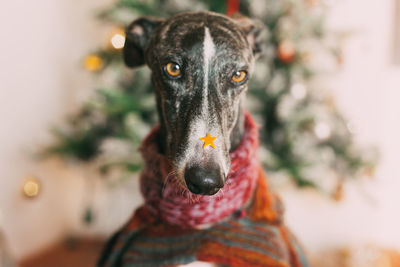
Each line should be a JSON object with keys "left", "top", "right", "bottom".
{"left": 290, "top": 83, "right": 307, "bottom": 99}
{"left": 83, "top": 54, "right": 103, "bottom": 72}
{"left": 314, "top": 122, "right": 331, "bottom": 140}
{"left": 111, "top": 33, "right": 125, "bottom": 49}
{"left": 22, "top": 177, "right": 41, "bottom": 198}
{"left": 109, "top": 28, "right": 126, "bottom": 50}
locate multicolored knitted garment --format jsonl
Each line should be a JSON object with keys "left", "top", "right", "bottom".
{"left": 98, "top": 112, "right": 309, "bottom": 267}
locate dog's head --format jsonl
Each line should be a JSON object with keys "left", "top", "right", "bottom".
{"left": 124, "top": 12, "right": 262, "bottom": 195}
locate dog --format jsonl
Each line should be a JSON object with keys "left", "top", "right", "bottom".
{"left": 98, "top": 11, "right": 308, "bottom": 267}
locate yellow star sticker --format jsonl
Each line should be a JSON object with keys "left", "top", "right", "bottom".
{"left": 200, "top": 133, "right": 217, "bottom": 148}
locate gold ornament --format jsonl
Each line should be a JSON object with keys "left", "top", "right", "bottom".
{"left": 22, "top": 177, "right": 41, "bottom": 198}
{"left": 109, "top": 28, "right": 126, "bottom": 50}
{"left": 277, "top": 41, "right": 296, "bottom": 63}
{"left": 83, "top": 54, "right": 103, "bottom": 72}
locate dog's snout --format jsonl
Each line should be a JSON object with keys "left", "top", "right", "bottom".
{"left": 184, "top": 165, "right": 224, "bottom": 195}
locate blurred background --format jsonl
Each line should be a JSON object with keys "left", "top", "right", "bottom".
{"left": 0, "top": 0, "right": 399, "bottom": 266}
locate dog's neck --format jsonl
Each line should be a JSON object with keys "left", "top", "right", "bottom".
{"left": 156, "top": 101, "right": 245, "bottom": 155}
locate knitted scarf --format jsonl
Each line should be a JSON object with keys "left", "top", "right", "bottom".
{"left": 98, "top": 112, "right": 309, "bottom": 267}
{"left": 139, "top": 111, "right": 260, "bottom": 228}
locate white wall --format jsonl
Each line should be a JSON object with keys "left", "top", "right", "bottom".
{"left": 0, "top": 0, "right": 121, "bottom": 260}
{"left": 283, "top": 0, "right": 400, "bottom": 252}
{"left": 0, "top": 0, "right": 399, "bottom": 261}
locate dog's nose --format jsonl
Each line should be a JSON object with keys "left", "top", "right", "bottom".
{"left": 184, "top": 166, "right": 224, "bottom": 195}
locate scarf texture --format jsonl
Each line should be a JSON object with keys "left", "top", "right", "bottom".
{"left": 98, "top": 112, "right": 309, "bottom": 267}
{"left": 139, "top": 111, "right": 260, "bottom": 228}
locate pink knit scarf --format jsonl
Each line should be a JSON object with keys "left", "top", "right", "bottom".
{"left": 139, "top": 111, "right": 260, "bottom": 229}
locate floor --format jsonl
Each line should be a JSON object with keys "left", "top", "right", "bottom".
{"left": 19, "top": 238, "right": 105, "bottom": 267}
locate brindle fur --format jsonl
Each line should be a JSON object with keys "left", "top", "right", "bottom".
{"left": 123, "top": 11, "right": 262, "bottom": 196}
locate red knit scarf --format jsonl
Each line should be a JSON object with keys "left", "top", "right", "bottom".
{"left": 139, "top": 111, "right": 260, "bottom": 229}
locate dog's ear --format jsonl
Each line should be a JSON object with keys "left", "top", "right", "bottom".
{"left": 123, "top": 17, "right": 164, "bottom": 68}
{"left": 231, "top": 13, "right": 264, "bottom": 59}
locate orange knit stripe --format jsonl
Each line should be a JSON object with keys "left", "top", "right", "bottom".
{"left": 215, "top": 223, "right": 276, "bottom": 242}
{"left": 248, "top": 168, "right": 281, "bottom": 223}
{"left": 206, "top": 230, "right": 282, "bottom": 257}
{"left": 279, "top": 226, "right": 303, "bottom": 267}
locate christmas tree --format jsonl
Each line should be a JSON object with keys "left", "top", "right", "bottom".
{"left": 45, "top": 0, "right": 376, "bottom": 197}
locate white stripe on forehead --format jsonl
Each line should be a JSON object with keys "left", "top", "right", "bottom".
{"left": 203, "top": 27, "right": 216, "bottom": 67}
{"left": 181, "top": 27, "right": 217, "bottom": 161}
{"left": 203, "top": 27, "right": 215, "bottom": 112}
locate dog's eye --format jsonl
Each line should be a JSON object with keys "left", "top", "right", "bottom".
{"left": 165, "top": 62, "right": 181, "bottom": 78}
{"left": 231, "top": 71, "right": 247, "bottom": 84}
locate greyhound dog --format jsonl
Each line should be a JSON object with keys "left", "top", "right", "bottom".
{"left": 99, "top": 11, "right": 308, "bottom": 267}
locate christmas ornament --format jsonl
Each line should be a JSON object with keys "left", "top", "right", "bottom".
{"left": 83, "top": 54, "right": 103, "bottom": 72}
{"left": 22, "top": 177, "right": 40, "bottom": 198}
{"left": 226, "top": 0, "right": 240, "bottom": 17}
{"left": 277, "top": 40, "right": 296, "bottom": 63}
{"left": 200, "top": 133, "right": 217, "bottom": 149}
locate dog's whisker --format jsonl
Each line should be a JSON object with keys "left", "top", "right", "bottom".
{"left": 217, "top": 187, "right": 225, "bottom": 200}
{"left": 188, "top": 192, "right": 194, "bottom": 204}
{"left": 174, "top": 176, "right": 186, "bottom": 189}
{"left": 162, "top": 170, "right": 177, "bottom": 193}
